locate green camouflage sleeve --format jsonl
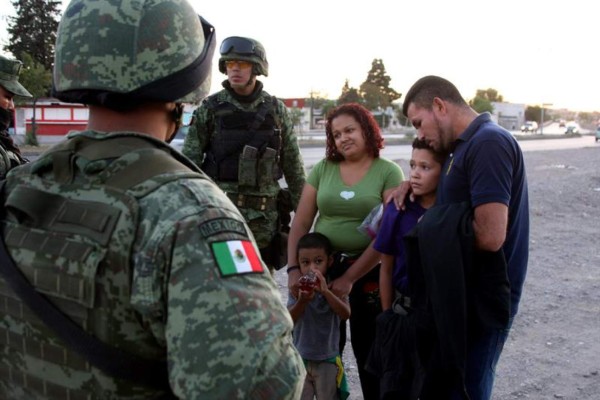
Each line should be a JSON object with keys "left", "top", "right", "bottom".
{"left": 181, "top": 99, "right": 213, "bottom": 166}
{"left": 276, "top": 100, "right": 306, "bottom": 209}
{"left": 132, "top": 178, "right": 305, "bottom": 399}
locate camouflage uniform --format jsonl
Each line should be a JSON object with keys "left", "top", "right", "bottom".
{"left": 0, "top": 0, "right": 305, "bottom": 398}
{"left": 0, "top": 55, "right": 31, "bottom": 179}
{"left": 183, "top": 86, "right": 305, "bottom": 250}
{"left": 182, "top": 37, "right": 305, "bottom": 271}
{"left": 0, "top": 131, "right": 304, "bottom": 399}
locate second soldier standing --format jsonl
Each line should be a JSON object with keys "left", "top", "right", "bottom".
{"left": 182, "top": 36, "right": 306, "bottom": 272}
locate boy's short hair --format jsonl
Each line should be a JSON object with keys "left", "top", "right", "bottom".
{"left": 412, "top": 137, "right": 447, "bottom": 165}
{"left": 297, "top": 232, "right": 333, "bottom": 257}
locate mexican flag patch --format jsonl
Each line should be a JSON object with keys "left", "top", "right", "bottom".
{"left": 211, "top": 240, "right": 264, "bottom": 277}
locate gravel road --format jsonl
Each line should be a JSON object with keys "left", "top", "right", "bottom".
{"left": 274, "top": 143, "right": 600, "bottom": 400}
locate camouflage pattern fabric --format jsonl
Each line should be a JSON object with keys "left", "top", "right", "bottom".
{"left": 182, "top": 84, "right": 306, "bottom": 249}
{"left": 0, "top": 143, "right": 11, "bottom": 179}
{"left": 53, "top": 0, "right": 211, "bottom": 103}
{"left": 0, "top": 131, "right": 305, "bottom": 399}
{"left": 0, "top": 130, "right": 27, "bottom": 180}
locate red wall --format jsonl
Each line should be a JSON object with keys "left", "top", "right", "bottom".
{"left": 23, "top": 100, "right": 88, "bottom": 136}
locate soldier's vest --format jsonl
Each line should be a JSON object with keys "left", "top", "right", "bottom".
{"left": 0, "top": 133, "right": 204, "bottom": 399}
{"left": 201, "top": 96, "right": 283, "bottom": 189}
{"left": 0, "top": 143, "right": 26, "bottom": 180}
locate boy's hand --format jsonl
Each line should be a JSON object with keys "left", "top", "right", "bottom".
{"left": 297, "top": 288, "right": 315, "bottom": 303}
{"left": 312, "top": 269, "right": 328, "bottom": 293}
{"left": 288, "top": 269, "right": 301, "bottom": 299}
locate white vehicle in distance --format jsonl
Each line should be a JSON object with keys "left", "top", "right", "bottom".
{"left": 520, "top": 121, "right": 538, "bottom": 133}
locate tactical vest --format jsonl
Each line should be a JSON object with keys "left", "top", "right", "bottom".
{"left": 201, "top": 96, "right": 283, "bottom": 188}
{"left": 0, "top": 133, "right": 204, "bottom": 399}
{"left": 0, "top": 144, "right": 26, "bottom": 180}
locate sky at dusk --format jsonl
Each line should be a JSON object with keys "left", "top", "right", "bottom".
{"left": 1, "top": 0, "right": 597, "bottom": 112}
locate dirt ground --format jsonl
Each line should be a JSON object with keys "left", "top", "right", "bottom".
{"left": 275, "top": 143, "right": 600, "bottom": 399}
{"left": 24, "top": 138, "right": 600, "bottom": 399}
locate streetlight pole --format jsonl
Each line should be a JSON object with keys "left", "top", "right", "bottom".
{"left": 540, "top": 103, "right": 553, "bottom": 135}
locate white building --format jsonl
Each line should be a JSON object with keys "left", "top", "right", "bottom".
{"left": 491, "top": 102, "right": 526, "bottom": 131}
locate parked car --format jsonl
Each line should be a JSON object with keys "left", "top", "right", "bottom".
{"left": 595, "top": 126, "right": 600, "bottom": 142}
{"left": 520, "top": 121, "right": 538, "bottom": 133}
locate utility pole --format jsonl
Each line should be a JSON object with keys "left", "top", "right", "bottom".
{"left": 540, "top": 103, "right": 553, "bottom": 135}
{"left": 309, "top": 89, "right": 317, "bottom": 130}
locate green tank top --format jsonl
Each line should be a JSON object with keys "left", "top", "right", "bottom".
{"left": 307, "top": 157, "right": 403, "bottom": 255}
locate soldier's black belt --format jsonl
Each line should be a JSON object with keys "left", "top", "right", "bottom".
{"left": 226, "top": 192, "right": 277, "bottom": 211}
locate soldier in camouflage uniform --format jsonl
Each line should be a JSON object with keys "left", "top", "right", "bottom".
{"left": 182, "top": 36, "right": 306, "bottom": 272}
{"left": 0, "top": 0, "right": 305, "bottom": 399}
{"left": 0, "top": 55, "right": 30, "bottom": 179}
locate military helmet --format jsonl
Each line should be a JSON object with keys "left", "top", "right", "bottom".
{"left": 52, "top": 0, "right": 216, "bottom": 110}
{"left": 0, "top": 55, "right": 32, "bottom": 98}
{"left": 219, "top": 36, "right": 268, "bottom": 77}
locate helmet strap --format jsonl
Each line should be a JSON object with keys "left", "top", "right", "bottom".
{"left": 246, "top": 75, "right": 257, "bottom": 88}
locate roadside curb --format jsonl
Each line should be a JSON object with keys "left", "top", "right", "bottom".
{"left": 21, "top": 133, "right": 589, "bottom": 157}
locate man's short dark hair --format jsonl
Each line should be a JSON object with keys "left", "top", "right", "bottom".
{"left": 402, "top": 75, "right": 468, "bottom": 117}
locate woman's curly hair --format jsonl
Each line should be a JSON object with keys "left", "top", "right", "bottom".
{"left": 324, "top": 103, "right": 384, "bottom": 162}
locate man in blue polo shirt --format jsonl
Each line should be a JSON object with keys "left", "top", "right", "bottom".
{"left": 399, "top": 75, "right": 529, "bottom": 400}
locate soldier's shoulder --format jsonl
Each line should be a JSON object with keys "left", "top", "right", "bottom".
{"left": 199, "top": 90, "right": 229, "bottom": 108}
{"left": 213, "top": 89, "right": 234, "bottom": 102}
{"left": 143, "top": 174, "right": 233, "bottom": 209}
{"left": 261, "top": 94, "right": 289, "bottom": 116}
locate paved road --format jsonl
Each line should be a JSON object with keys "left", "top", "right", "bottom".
{"left": 299, "top": 135, "right": 598, "bottom": 169}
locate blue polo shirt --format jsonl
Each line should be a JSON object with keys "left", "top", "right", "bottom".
{"left": 437, "top": 113, "right": 530, "bottom": 316}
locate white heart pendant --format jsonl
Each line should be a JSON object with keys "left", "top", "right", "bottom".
{"left": 340, "top": 191, "right": 355, "bottom": 200}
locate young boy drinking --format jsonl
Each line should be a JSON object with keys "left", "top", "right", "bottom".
{"left": 288, "top": 232, "right": 350, "bottom": 400}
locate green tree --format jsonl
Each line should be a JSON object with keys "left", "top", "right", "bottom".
{"left": 525, "top": 106, "right": 541, "bottom": 123}
{"left": 338, "top": 79, "right": 362, "bottom": 105}
{"left": 359, "top": 59, "right": 401, "bottom": 110}
{"left": 320, "top": 99, "right": 336, "bottom": 121}
{"left": 470, "top": 97, "right": 494, "bottom": 113}
{"left": 289, "top": 107, "right": 304, "bottom": 135}
{"left": 468, "top": 88, "right": 504, "bottom": 113}
{"left": 14, "top": 52, "right": 52, "bottom": 103}
{"left": 14, "top": 52, "right": 53, "bottom": 146}
{"left": 475, "top": 88, "right": 504, "bottom": 102}
{"left": 5, "top": 0, "right": 61, "bottom": 70}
